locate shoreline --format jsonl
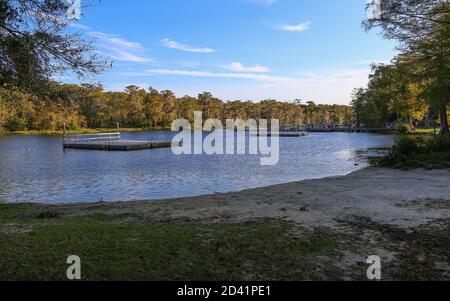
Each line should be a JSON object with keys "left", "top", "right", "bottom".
{"left": 2, "top": 128, "right": 405, "bottom": 137}
{"left": 1, "top": 165, "right": 374, "bottom": 206}
{"left": 27, "top": 166, "right": 450, "bottom": 228}
{"left": 1, "top": 167, "right": 450, "bottom": 280}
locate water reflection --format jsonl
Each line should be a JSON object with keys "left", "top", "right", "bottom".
{"left": 0, "top": 132, "right": 394, "bottom": 204}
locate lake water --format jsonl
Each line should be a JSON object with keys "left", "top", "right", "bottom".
{"left": 0, "top": 131, "right": 394, "bottom": 204}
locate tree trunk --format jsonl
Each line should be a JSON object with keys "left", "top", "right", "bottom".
{"left": 440, "top": 104, "right": 450, "bottom": 136}
{"left": 408, "top": 117, "right": 415, "bottom": 130}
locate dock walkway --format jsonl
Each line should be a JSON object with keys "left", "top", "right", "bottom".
{"left": 63, "top": 132, "right": 178, "bottom": 151}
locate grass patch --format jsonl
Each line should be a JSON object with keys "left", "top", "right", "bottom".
{"left": 2, "top": 203, "right": 449, "bottom": 280}
{"left": 414, "top": 128, "right": 439, "bottom": 135}
{"left": 0, "top": 204, "right": 343, "bottom": 281}
{"left": 378, "top": 151, "right": 450, "bottom": 169}
{"left": 338, "top": 216, "right": 450, "bottom": 281}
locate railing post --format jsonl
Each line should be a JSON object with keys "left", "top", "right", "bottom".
{"left": 117, "top": 122, "right": 121, "bottom": 141}
{"left": 63, "top": 123, "right": 66, "bottom": 147}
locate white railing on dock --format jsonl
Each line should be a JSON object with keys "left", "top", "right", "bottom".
{"left": 63, "top": 132, "right": 121, "bottom": 144}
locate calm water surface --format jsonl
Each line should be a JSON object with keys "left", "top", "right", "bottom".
{"left": 0, "top": 131, "right": 394, "bottom": 204}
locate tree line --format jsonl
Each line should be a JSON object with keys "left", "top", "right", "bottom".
{"left": 0, "top": 1, "right": 353, "bottom": 134}
{"left": 352, "top": 0, "right": 450, "bottom": 135}
{"left": 2, "top": 1, "right": 447, "bottom": 135}
{"left": 0, "top": 82, "right": 354, "bottom": 132}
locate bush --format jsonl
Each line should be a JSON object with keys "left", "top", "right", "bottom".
{"left": 396, "top": 123, "right": 414, "bottom": 135}
{"left": 388, "top": 136, "right": 421, "bottom": 161}
{"left": 389, "top": 136, "right": 450, "bottom": 159}
{"left": 6, "top": 116, "right": 28, "bottom": 131}
{"left": 380, "top": 135, "right": 450, "bottom": 168}
{"left": 430, "top": 135, "right": 450, "bottom": 152}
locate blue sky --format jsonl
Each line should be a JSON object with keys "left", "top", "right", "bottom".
{"left": 67, "top": 0, "right": 397, "bottom": 105}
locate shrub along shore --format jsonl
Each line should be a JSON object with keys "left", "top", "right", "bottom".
{"left": 376, "top": 134, "right": 450, "bottom": 169}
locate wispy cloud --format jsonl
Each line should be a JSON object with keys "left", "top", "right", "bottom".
{"left": 91, "top": 32, "right": 145, "bottom": 51}
{"left": 89, "top": 32, "right": 153, "bottom": 63}
{"left": 276, "top": 21, "right": 311, "bottom": 32}
{"left": 117, "top": 67, "right": 370, "bottom": 82}
{"left": 69, "top": 23, "right": 90, "bottom": 30}
{"left": 220, "top": 62, "right": 270, "bottom": 73}
{"left": 161, "top": 38, "right": 215, "bottom": 53}
{"left": 143, "top": 69, "right": 287, "bottom": 81}
{"left": 113, "top": 67, "right": 371, "bottom": 104}
{"left": 138, "top": 68, "right": 370, "bottom": 83}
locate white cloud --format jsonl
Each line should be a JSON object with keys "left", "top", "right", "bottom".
{"left": 144, "top": 69, "right": 286, "bottom": 81}
{"left": 220, "top": 62, "right": 270, "bottom": 73}
{"left": 161, "top": 38, "right": 215, "bottom": 53}
{"left": 199, "top": 69, "right": 370, "bottom": 104}
{"left": 276, "top": 22, "right": 311, "bottom": 32}
{"left": 90, "top": 32, "right": 145, "bottom": 51}
{"left": 89, "top": 32, "right": 153, "bottom": 63}
{"left": 69, "top": 23, "right": 90, "bottom": 30}
{"left": 99, "top": 49, "right": 151, "bottom": 63}
{"left": 113, "top": 67, "right": 371, "bottom": 104}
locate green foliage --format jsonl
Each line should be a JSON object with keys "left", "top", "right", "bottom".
{"left": 351, "top": 64, "right": 431, "bottom": 130}
{"left": 430, "top": 135, "right": 450, "bottom": 152}
{"left": 0, "top": 82, "right": 354, "bottom": 133}
{"left": 380, "top": 135, "right": 450, "bottom": 169}
{"left": 396, "top": 123, "right": 414, "bottom": 135}
{"left": 0, "top": 208, "right": 342, "bottom": 281}
{"left": 391, "top": 136, "right": 422, "bottom": 159}
{"left": 361, "top": 1, "right": 450, "bottom": 135}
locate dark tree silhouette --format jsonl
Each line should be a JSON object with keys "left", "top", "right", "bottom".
{"left": 0, "top": 0, "right": 108, "bottom": 93}
{"left": 364, "top": 0, "right": 450, "bottom": 49}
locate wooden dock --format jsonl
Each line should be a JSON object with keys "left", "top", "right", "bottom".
{"left": 63, "top": 132, "right": 179, "bottom": 151}
{"left": 250, "top": 131, "right": 309, "bottom": 137}
{"left": 306, "top": 128, "right": 395, "bottom": 134}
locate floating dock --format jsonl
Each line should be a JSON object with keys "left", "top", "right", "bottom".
{"left": 306, "top": 128, "right": 395, "bottom": 133}
{"left": 63, "top": 131, "right": 179, "bottom": 151}
{"left": 250, "top": 131, "right": 309, "bottom": 137}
